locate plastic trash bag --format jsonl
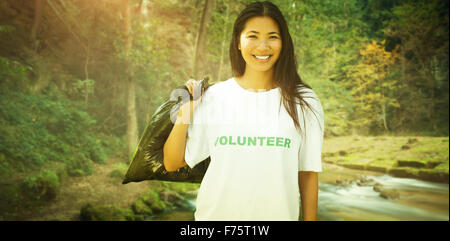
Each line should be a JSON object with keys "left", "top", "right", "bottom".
{"left": 122, "top": 77, "right": 212, "bottom": 184}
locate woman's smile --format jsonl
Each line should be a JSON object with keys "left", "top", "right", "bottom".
{"left": 253, "top": 55, "right": 272, "bottom": 61}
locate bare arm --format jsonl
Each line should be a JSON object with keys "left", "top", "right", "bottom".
{"left": 298, "top": 171, "right": 318, "bottom": 221}
{"left": 163, "top": 80, "right": 201, "bottom": 172}
{"left": 162, "top": 101, "right": 192, "bottom": 172}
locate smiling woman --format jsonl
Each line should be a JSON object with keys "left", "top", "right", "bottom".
{"left": 163, "top": 1, "right": 324, "bottom": 221}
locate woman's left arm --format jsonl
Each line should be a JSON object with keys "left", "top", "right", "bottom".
{"left": 298, "top": 171, "right": 318, "bottom": 221}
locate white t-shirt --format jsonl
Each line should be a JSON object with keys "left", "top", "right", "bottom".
{"left": 184, "top": 77, "right": 324, "bottom": 221}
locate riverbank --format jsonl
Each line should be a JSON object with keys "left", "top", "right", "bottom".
{"left": 0, "top": 158, "right": 155, "bottom": 220}
{"left": 317, "top": 162, "right": 448, "bottom": 221}
{"left": 156, "top": 162, "right": 449, "bottom": 221}
{"left": 1, "top": 135, "right": 447, "bottom": 221}
{"left": 0, "top": 157, "right": 198, "bottom": 221}
{"left": 322, "top": 136, "right": 449, "bottom": 183}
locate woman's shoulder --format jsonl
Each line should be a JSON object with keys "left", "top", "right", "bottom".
{"left": 296, "top": 85, "right": 324, "bottom": 117}
{"left": 296, "top": 85, "right": 321, "bottom": 106}
{"left": 296, "top": 85, "right": 318, "bottom": 98}
{"left": 203, "top": 78, "right": 234, "bottom": 98}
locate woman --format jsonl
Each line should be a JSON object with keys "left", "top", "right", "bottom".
{"left": 163, "top": 1, "right": 324, "bottom": 221}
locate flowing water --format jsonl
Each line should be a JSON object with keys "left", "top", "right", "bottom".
{"left": 154, "top": 163, "right": 449, "bottom": 221}
{"left": 317, "top": 176, "right": 448, "bottom": 221}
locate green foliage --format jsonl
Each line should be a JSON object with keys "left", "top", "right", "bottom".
{"left": 72, "top": 78, "right": 95, "bottom": 99}
{"left": 80, "top": 203, "right": 135, "bottom": 221}
{"left": 160, "top": 181, "right": 200, "bottom": 195}
{"left": 0, "top": 24, "right": 15, "bottom": 33}
{"left": 323, "top": 136, "right": 449, "bottom": 183}
{"left": 20, "top": 169, "right": 60, "bottom": 201}
{"left": 0, "top": 56, "right": 31, "bottom": 91}
{"left": 132, "top": 198, "right": 154, "bottom": 216}
{"left": 0, "top": 84, "right": 107, "bottom": 176}
{"left": 109, "top": 163, "right": 128, "bottom": 179}
{"left": 384, "top": 0, "right": 449, "bottom": 135}
{"left": 130, "top": 189, "right": 167, "bottom": 217}
{"left": 308, "top": 77, "right": 354, "bottom": 136}
{"left": 282, "top": 0, "right": 368, "bottom": 81}
{"left": 140, "top": 189, "right": 166, "bottom": 213}
{"left": 344, "top": 40, "right": 400, "bottom": 133}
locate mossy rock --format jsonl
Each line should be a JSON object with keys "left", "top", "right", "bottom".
{"left": 426, "top": 161, "right": 442, "bottom": 169}
{"left": 140, "top": 190, "right": 166, "bottom": 214}
{"left": 341, "top": 163, "right": 366, "bottom": 170}
{"left": 323, "top": 159, "right": 335, "bottom": 164}
{"left": 388, "top": 168, "right": 416, "bottom": 179}
{"left": 379, "top": 189, "right": 400, "bottom": 200}
{"left": 162, "top": 182, "right": 200, "bottom": 196}
{"left": 80, "top": 203, "right": 135, "bottom": 221}
{"left": 366, "top": 165, "right": 388, "bottom": 173}
{"left": 373, "top": 183, "right": 383, "bottom": 192}
{"left": 407, "top": 138, "right": 418, "bottom": 144}
{"left": 322, "top": 152, "right": 336, "bottom": 158}
{"left": 131, "top": 199, "right": 153, "bottom": 216}
{"left": 401, "top": 145, "right": 411, "bottom": 150}
{"left": 417, "top": 170, "right": 449, "bottom": 183}
{"left": 396, "top": 160, "right": 426, "bottom": 168}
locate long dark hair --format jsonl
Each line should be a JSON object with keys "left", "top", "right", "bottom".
{"left": 229, "top": 1, "right": 316, "bottom": 133}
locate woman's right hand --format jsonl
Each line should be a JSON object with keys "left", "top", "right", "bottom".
{"left": 177, "top": 79, "right": 203, "bottom": 124}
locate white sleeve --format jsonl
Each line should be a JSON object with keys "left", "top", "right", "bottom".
{"left": 184, "top": 93, "right": 210, "bottom": 168}
{"left": 298, "top": 89, "right": 324, "bottom": 172}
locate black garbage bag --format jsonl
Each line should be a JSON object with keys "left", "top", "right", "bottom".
{"left": 122, "top": 77, "right": 212, "bottom": 184}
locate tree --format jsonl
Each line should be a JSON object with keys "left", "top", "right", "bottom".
{"left": 346, "top": 40, "right": 400, "bottom": 133}
{"left": 193, "top": 0, "right": 214, "bottom": 79}
{"left": 122, "top": 0, "right": 138, "bottom": 159}
{"left": 385, "top": 0, "right": 449, "bottom": 134}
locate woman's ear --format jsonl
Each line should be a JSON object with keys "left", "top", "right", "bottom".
{"left": 238, "top": 43, "right": 241, "bottom": 51}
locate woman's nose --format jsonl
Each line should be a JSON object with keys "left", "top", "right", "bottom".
{"left": 257, "top": 39, "right": 270, "bottom": 50}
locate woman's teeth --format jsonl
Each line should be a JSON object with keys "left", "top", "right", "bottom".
{"left": 254, "top": 55, "right": 270, "bottom": 60}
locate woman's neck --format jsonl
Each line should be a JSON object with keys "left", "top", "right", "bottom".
{"left": 235, "top": 68, "right": 277, "bottom": 91}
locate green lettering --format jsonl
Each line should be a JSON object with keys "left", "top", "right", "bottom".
{"left": 219, "top": 136, "right": 227, "bottom": 145}
{"left": 237, "top": 136, "right": 246, "bottom": 145}
{"left": 284, "top": 138, "right": 291, "bottom": 148}
{"left": 229, "top": 136, "right": 236, "bottom": 145}
{"left": 257, "top": 137, "right": 266, "bottom": 146}
{"left": 215, "top": 135, "right": 291, "bottom": 148}
{"left": 247, "top": 136, "right": 257, "bottom": 146}
{"left": 276, "top": 137, "right": 283, "bottom": 147}
{"left": 215, "top": 137, "right": 219, "bottom": 146}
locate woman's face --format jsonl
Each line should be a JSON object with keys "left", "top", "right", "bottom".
{"left": 238, "top": 16, "right": 282, "bottom": 73}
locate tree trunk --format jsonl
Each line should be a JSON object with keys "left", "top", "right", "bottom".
{"left": 31, "top": 0, "right": 43, "bottom": 49}
{"left": 331, "top": 22, "right": 336, "bottom": 73}
{"left": 193, "top": 0, "right": 214, "bottom": 79}
{"left": 123, "top": 0, "right": 138, "bottom": 161}
{"left": 217, "top": 3, "right": 229, "bottom": 82}
{"left": 381, "top": 102, "right": 389, "bottom": 133}
{"left": 84, "top": 44, "right": 90, "bottom": 108}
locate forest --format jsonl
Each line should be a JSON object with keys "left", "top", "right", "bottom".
{"left": 0, "top": 0, "right": 448, "bottom": 221}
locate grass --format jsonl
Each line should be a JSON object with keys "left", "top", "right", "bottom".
{"left": 323, "top": 136, "right": 449, "bottom": 183}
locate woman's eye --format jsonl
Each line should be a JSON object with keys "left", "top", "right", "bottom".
{"left": 248, "top": 35, "right": 257, "bottom": 39}
{"left": 269, "top": 35, "right": 279, "bottom": 39}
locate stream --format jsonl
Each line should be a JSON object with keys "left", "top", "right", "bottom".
{"left": 154, "top": 163, "right": 449, "bottom": 221}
